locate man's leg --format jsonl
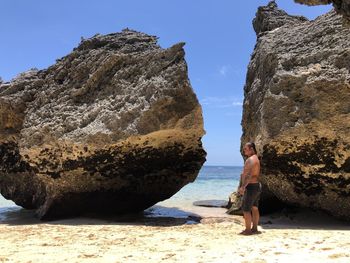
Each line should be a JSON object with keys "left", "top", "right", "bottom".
{"left": 243, "top": 211, "right": 252, "bottom": 234}
{"left": 240, "top": 188, "right": 253, "bottom": 235}
{"left": 252, "top": 183, "right": 262, "bottom": 233}
{"left": 251, "top": 206, "right": 259, "bottom": 232}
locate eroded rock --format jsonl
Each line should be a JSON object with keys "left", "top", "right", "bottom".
{"left": 226, "top": 192, "right": 243, "bottom": 215}
{"left": 241, "top": 3, "right": 350, "bottom": 220}
{"left": 0, "top": 29, "right": 206, "bottom": 220}
{"left": 193, "top": 200, "right": 228, "bottom": 208}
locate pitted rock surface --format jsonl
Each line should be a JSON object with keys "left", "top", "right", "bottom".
{"left": 0, "top": 29, "right": 206, "bottom": 220}
{"left": 240, "top": 3, "right": 350, "bottom": 219}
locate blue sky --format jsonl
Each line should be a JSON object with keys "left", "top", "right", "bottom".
{"left": 0, "top": 0, "right": 332, "bottom": 166}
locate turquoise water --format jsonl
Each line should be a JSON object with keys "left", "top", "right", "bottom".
{"left": 0, "top": 193, "right": 16, "bottom": 207}
{"left": 0, "top": 166, "right": 241, "bottom": 213}
{"left": 158, "top": 165, "right": 241, "bottom": 208}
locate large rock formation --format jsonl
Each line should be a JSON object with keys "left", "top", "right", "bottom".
{"left": 0, "top": 29, "right": 206, "bottom": 220}
{"left": 241, "top": 2, "right": 350, "bottom": 219}
{"left": 294, "top": 0, "right": 350, "bottom": 23}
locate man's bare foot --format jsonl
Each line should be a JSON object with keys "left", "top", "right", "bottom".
{"left": 251, "top": 228, "right": 262, "bottom": 234}
{"left": 238, "top": 230, "right": 252, "bottom": 235}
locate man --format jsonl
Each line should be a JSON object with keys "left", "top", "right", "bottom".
{"left": 238, "top": 142, "right": 262, "bottom": 235}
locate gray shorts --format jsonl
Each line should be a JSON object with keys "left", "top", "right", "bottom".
{"left": 242, "top": 182, "right": 262, "bottom": 212}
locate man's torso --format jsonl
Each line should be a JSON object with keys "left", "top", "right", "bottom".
{"left": 247, "top": 155, "right": 260, "bottom": 184}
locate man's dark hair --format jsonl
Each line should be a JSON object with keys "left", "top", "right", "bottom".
{"left": 246, "top": 142, "right": 257, "bottom": 154}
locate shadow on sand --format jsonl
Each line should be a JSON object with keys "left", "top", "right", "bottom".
{"left": 0, "top": 205, "right": 202, "bottom": 227}
{"left": 2, "top": 203, "right": 349, "bottom": 231}
{"left": 260, "top": 207, "right": 350, "bottom": 231}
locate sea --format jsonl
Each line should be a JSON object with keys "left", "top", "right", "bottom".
{"left": 0, "top": 165, "right": 242, "bottom": 219}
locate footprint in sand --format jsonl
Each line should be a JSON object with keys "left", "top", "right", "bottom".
{"left": 162, "top": 253, "right": 176, "bottom": 260}
{"left": 320, "top": 247, "right": 332, "bottom": 251}
{"left": 274, "top": 251, "right": 288, "bottom": 255}
{"left": 328, "top": 253, "right": 349, "bottom": 259}
{"left": 315, "top": 240, "right": 324, "bottom": 244}
{"left": 78, "top": 254, "right": 98, "bottom": 258}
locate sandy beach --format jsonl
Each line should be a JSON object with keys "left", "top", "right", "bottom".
{"left": 1, "top": 204, "right": 349, "bottom": 263}
{"left": 1, "top": 0, "right": 349, "bottom": 262}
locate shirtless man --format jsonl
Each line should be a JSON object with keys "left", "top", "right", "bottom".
{"left": 238, "top": 142, "right": 262, "bottom": 235}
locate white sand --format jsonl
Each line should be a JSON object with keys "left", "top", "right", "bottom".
{"left": 0, "top": 206, "right": 350, "bottom": 263}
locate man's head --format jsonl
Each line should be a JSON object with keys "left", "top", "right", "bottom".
{"left": 243, "top": 142, "right": 257, "bottom": 157}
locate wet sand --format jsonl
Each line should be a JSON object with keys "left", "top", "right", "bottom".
{"left": 0, "top": 205, "right": 350, "bottom": 263}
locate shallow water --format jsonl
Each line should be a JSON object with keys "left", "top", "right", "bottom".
{"left": 0, "top": 195, "right": 16, "bottom": 207}
{"left": 157, "top": 165, "right": 240, "bottom": 207}
{"left": 0, "top": 165, "right": 241, "bottom": 219}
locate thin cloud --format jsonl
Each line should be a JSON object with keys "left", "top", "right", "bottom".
{"left": 200, "top": 96, "right": 243, "bottom": 108}
{"left": 219, "top": 65, "right": 229, "bottom": 76}
{"left": 217, "top": 65, "right": 244, "bottom": 77}
{"left": 231, "top": 101, "right": 243, "bottom": 106}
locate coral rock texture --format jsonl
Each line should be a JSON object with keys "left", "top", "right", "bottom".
{"left": 0, "top": 29, "right": 206, "bottom": 220}
{"left": 240, "top": 2, "right": 350, "bottom": 219}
